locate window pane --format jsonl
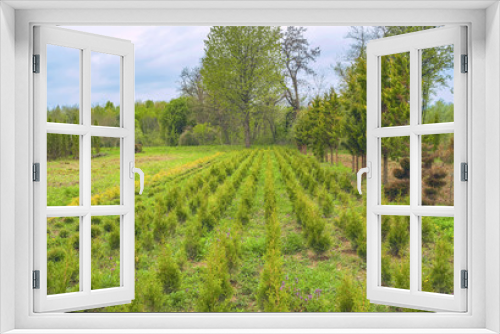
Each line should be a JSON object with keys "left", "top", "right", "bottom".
{"left": 47, "top": 134, "right": 80, "bottom": 206}
{"left": 421, "top": 217, "right": 454, "bottom": 294}
{"left": 381, "top": 216, "right": 410, "bottom": 290}
{"left": 47, "top": 217, "right": 80, "bottom": 295}
{"left": 381, "top": 52, "right": 410, "bottom": 127}
{"left": 421, "top": 45, "right": 454, "bottom": 124}
{"left": 91, "top": 216, "right": 121, "bottom": 290}
{"left": 421, "top": 134, "right": 454, "bottom": 206}
{"left": 91, "top": 52, "right": 120, "bottom": 127}
{"left": 381, "top": 136, "right": 410, "bottom": 205}
{"left": 47, "top": 44, "right": 80, "bottom": 124}
{"left": 91, "top": 137, "right": 120, "bottom": 205}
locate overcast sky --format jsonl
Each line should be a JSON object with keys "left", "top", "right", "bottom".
{"left": 47, "top": 26, "right": 451, "bottom": 109}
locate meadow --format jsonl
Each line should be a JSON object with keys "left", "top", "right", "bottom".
{"left": 46, "top": 145, "right": 453, "bottom": 312}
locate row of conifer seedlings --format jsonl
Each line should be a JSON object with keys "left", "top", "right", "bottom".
{"left": 279, "top": 148, "right": 368, "bottom": 260}
{"left": 256, "top": 152, "right": 288, "bottom": 311}
{"left": 146, "top": 151, "right": 248, "bottom": 244}
{"left": 150, "top": 151, "right": 260, "bottom": 310}
{"left": 184, "top": 150, "right": 258, "bottom": 259}
{"left": 196, "top": 150, "right": 264, "bottom": 311}
{"left": 274, "top": 149, "right": 332, "bottom": 254}
{"left": 282, "top": 147, "right": 353, "bottom": 206}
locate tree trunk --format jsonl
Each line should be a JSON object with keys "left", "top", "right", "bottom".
{"left": 336, "top": 148, "right": 339, "bottom": 166}
{"left": 383, "top": 154, "right": 388, "bottom": 185}
{"left": 356, "top": 155, "right": 359, "bottom": 172}
{"left": 351, "top": 154, "right": 355, "bottom": 173}
{"left": 244, "top": 116, "right": 251, "bottom": 148}
{"left": 330, "top": 147, "right": 334, "bottom": 165}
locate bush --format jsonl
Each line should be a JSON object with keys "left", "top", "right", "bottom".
{"left": 91, "top": 225, "right": 101, "bottom": 238}
{"left": 71, "top": 236, "right": 80, "bottom": 250}
{"left": 103, "top": 220, "right": 114, "bottom": 232}
{"left": 59, "top": 229, "right": 69, "bottom": 238}
{"left": 184, "top": 219, "right": 202, "bottom": 260}
{"left": 386, "top": 217, "right": 409, "bottom": 257}
{"left": 178, "top": 128, "right": 199, "bottom": 146}
{"left": 393, "top": 255, "right": 410, "bottom": 289}
{"left": 109, "top": 230, "right": 120, "bottom": 250}
{"left": 157, "top": 246, "right": 181, "bottom": 294}
{"left": 197, "top": 241, "right": 233, "bottom": 312}
{"left": 336, "top": 275, "right": 360, "bottom": 312}
{"left": 428, "top": 239, "right": 453, "bottom": 294}
{"left": 48, "top": 247, "right": 66, "bottom": 262}
{"left": 175, "top": 204, "right": 188, "bottom": 223}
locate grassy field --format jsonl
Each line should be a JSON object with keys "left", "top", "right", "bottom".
{"left": 46, "top": 145, "right": 453, "bottom": 312}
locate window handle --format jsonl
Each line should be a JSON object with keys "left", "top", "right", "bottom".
{"left": 129, "top": 161, "right": 144, "bottom": 195}
{"left": 357, "top": 162, "right": 371, "bottom": 195}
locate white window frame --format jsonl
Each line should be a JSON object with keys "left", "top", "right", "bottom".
{"left": 1, "top": 2, "right": 499, "bottom": 333}
{"left": 365, "top": 26, "right": 467, "bottom": 312}
{"left": 33, "top": 26, "right": 136, "bottom": 313}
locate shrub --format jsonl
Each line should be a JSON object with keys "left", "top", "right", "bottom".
{"left": 184, "top": 219, "right": 202, "bottom": 260}
{"left": 157, "top": 246, "right": 181, "bottom": 294}
{"left": 236, "top": 204, "right": 250, "bottom": 225}
{"left": 178, "top": 129, "right": 199, "bottom": 146}
{"left": 175, "top": 204, "right": 188, "bottom": 223}
{"left": 109, "top": 230, "right": 120, "bottom": 250}
{"left": 386, "top": 217, "right": 409, "bottom": 257}
{"left": 48, "top": 247, "right": 66, "bottom": 262}
{"left": 217, "top": 227, "right": 242, "bottom": 272}
{"left": 91, "top": 217, "right": 102, "bottom": 225}
{"left": 71, "top": 236, "right": 80, "bottom": 250}
{"left": 429, "top": 239, "right": 453, "bottom": 294}
{"left": 320, "top": 191, "right": 334, "bottom": 217}
{"left": 153, "top": 216, "right": 168, "bottom": 241}
{"left": 197, "top": 240, "right": 233, "bottom": 312}
{"left": 103, "top": 221, "right": 114, "bottom": 232}
{"left": 59, "top": 229, "right": 69, "bottom": 238}
{"left": 208, "top": 179, "right": 218, "bottom": 192}
{"left": 336, "top": 275, "right": 358, "bottom": 312}
{"left": 381, "top": 255, "right": 392, "bottom": 287}
{"left": 393, "top": 255, "right": 410, "bottom": 289}
{"left": 345, "top": 210, "right": 364, "bottom": 251}
{"left": 91, "top": 225, "right": 101, "bottom": 238}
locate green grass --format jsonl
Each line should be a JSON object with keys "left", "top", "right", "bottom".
{"left": 45, "top": 145, "right": 453, "bottom": 312}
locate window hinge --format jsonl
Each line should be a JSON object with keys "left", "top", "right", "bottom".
{"left": 461, "top": 162, "right": 468, "bottom": 181}
{"left": 461, "top": 270, "right": 468, "bottom": 289}
{"left": 33, "top": 270, "right": 40, "bottom": 289}
{"left": 33, "top": 163, "right": 40, "bottom": 182}
{"left": 33, "top": 54, "right": 40, "bottom": 73}
{"left": 461, "top": 54, "right": 468, "bottom": 73}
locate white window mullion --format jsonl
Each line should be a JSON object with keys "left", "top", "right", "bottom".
{"left": 409, "top": 46, "right": 419, "bottom": 295}
{"left": 82, "top": 47, "right": 92, "bottom": 294}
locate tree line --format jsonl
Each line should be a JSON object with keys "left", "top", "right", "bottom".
{"left": 47, "top": 25, "right": 454, "bottom": 181}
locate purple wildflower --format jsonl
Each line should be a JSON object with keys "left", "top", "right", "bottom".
{"left": 308, "top": 294, "right": 313, "bottom": 300}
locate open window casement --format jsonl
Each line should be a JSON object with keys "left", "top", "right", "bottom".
{"left": 33, "top": 26, "right": 141, "bottom": 312}
{"left": 362, "top": 26, "right": 467, "bottom": 312}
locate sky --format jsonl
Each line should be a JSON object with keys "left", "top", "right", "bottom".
{"left": 47, "top": 26, "right": 452, "bottom": 109}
